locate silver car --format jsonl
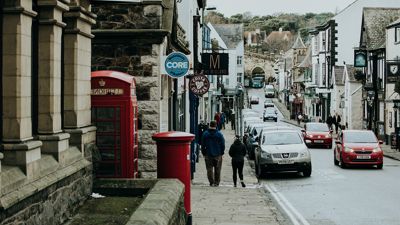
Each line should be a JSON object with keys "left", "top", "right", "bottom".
{"left": 254, "top": 130, "right": 312, "bottom": 178}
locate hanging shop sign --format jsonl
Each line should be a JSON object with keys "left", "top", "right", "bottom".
{"left": 387, "top": 61, "right": 400, "bottom": 83}
{"left": 201, "top": 53, "right": 229, "bottom": 75}
{"left": 163, "top": 52, "right": 189, "bottom": 78}
{"left": 189, "top": 75, "right": 210, "bottom": 96}
{"left": 354, "top": 49, "right": 367, "bottom": 67}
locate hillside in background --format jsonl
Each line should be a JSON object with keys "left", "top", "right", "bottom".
{"left": 205, "top": 11, "right": 334, "bottom": 53}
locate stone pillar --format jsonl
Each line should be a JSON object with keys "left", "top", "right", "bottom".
{"left": 63, "top": 1, "right": 97, "bottom": 152}
{"left": 36, "top": 0, "right": 71, "bottom": 162}
{"left": 2, "top": 1, "right": 42, "bottom": 179}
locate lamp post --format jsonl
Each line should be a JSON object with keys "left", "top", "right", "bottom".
{"left": 366, "top": 90, "right": 375, "bottom": 130}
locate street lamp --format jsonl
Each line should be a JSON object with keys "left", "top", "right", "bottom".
{"left": 367, "top": 90, "right": 375, "bottom": 130}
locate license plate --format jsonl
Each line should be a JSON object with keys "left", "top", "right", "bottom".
{"left": 278, "top": 159, "right": 294, "bottom": 164}
{"left": 314, "top": 140, "right": 324, "bottom": 143}
{"left": 357, "top": 155, "right": 371, "bottom": 159}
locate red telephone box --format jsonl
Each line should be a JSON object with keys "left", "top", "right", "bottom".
{"left": 91, "top": 70, "right": 138, "bottom": 178}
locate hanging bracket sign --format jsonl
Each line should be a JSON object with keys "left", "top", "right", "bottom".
{"left": 163, "top": 52, "right": 189, "bottom": 78}
{"left": 189, "top": 75, "right": 210, "bottom": 96}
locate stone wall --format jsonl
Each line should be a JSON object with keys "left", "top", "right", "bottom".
{"left": 0, "top": 166, "right": 92, "bottom": 225}
{"left": 92, "top": 1, "right": 174, "bottom": 178}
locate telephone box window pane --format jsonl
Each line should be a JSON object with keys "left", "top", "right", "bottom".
{"left": 115, "top": 149, "right": 121, "bottom": 160}
{"left": 116, "top": 136, "right": 120, "bottom": 147}
{"left": 97, "top": 135, "right": 115, "bottom": 147}
{"left": 100, "top": 150, "right": 115, "bottom": 161}
{"left": 97, "top": 121, "right": 116, "bottom": 132}
{"left": 97, "top": 107, "right": 115, "bottom": 120}
{"left": 116, "top": 107, "right": 120, "bottom": 120}
{"left": 98, "top": 163, "right": 116, "bottom": 176}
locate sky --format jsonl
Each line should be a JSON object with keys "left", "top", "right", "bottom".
{"left": 206, "top": 0, "right": 357, "bottom": 17}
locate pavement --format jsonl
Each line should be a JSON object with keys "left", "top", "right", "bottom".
{"left": 191, "top": 124, "right": 285, "bottom": 225}
{"left": 272, "top": 98, "right": 400, "bottom": 161}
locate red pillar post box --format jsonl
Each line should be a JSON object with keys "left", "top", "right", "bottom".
{"left": 152, "top": 131, "right": 195, "bottom": 222}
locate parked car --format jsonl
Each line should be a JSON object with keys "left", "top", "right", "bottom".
{"left": 254, "top": 130, "right": 312, "bottom": 178}
{"left": 302, "top": 122, "right": 333, "bottom": 148}
{"left": 243, "top": 117, "right": 263, "bottom": 143}
{"left": 334, "top": 130, "right": 383, "bottom": 169}
{"left": 264, "top": 100, "right": 274, "bottom": 108}
{"left": 250, "top": 96, "right": 259, "bottom": 104}
{"left": 245, "top": 123, "right": 273, "bottom": 160}
{"left": 263, "top": 108, "right": 278, "bottom": 122}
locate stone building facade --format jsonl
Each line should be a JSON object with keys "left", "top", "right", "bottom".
{"left": 0, "top": 0, "right": 96, "bottom": 224}
{"left": 91, "top": 0, "right": 190, "bottom": 178}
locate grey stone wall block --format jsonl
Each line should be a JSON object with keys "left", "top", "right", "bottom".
{"left": 141, "top": 55, "right": 159, "bottom": 66}
{"left": 144, "top": 5, "right": 162, "bottom": 17}
{"left": 138, "top": 159, "right": 157, "bottom": 171}
{"left": 138, "top": 144, "right": 157, "bottom": 159}
{"left": 139, "top": 171, "right": 157, "bottom": 178}
{"left": 138, "top": 130, "right": 157, "bottom": 144}
{"left": 138, "top": 101, "right": 159, "bottom": 114}
{"left": 141, "top": 114, "right": 159, "bottom": 130}
{"left": 135, "top": 77, "right": 158, "bottom": 87}
{"left": 149, "top": 87, "right": 160, "bottom": 101}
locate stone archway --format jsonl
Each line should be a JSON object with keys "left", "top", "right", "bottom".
{"left": 251, "top": 66, "right": 265, "bottom": 77}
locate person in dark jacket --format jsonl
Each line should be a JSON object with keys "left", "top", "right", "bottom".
{"left": 201, "top": 120, "right": 225, "bottom": 187}
{"left": 229, "top": 135, "right": 247, "bottom": 187}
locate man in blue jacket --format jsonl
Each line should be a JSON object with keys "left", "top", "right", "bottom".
{"left": 201, "top": 120, "right": 225, "bottom": 187}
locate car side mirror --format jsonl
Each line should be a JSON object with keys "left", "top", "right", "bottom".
{"left": 330, "top": 130, "right": 333, "bottom": 134}
{"left": 335, "top": 140, "right": 341, "bottom": 144}
{"left": 301, "top": 129, "right": 306, "bottom": 133}
{"left": 378, "top": 140, "right": 384, "bottom": 144}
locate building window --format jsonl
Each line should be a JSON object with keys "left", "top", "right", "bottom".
{"left": 395, "top": 27, "right": 400, "bottom": 43}
{"left": 237, "top": 56, "right": 242, "bottom": 66}
{"left": 237, "top": 73, "right": 242, "bottom": 83}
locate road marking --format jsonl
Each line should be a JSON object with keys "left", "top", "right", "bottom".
{"left": 264, "top": 183, "right": 310, "bottom": 225}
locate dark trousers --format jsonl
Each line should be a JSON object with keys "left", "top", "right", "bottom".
{"left": 231, "top": 160, "right": 244, "bottom": 185}
{"left": 205, "top": 155, "right": 223, "bottom": 186}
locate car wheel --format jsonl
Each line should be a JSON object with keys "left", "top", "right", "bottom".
{"left": 340, "top": 156, "right": 347, "bottom": 169}
{"left": 377, "top": 164, "right": 383, "bottom": 169}
{"left": 302, "top": 164, "right": 312, "bottom": 177}
{"left": 334, "top": 152, "right": 339, "bottom": 166}
{"left": 257, "top": 163, "right": 265, "bottom": 179}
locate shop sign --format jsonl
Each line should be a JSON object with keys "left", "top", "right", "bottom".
{"left": 201, "top": 53, "right": 229, "bottom": 75}
{"left": 387, "top": 61, "right": 400, "bottom": 83}
{"left": 164, "top": 52, "right": 189, "bottom": 78}
{"left": 189, "top": 75, "right": 210, "bottom": 96}
{"left": 354, "top": 49, "right": 367, "bottom": 67}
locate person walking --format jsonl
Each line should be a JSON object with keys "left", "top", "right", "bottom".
{"left": 332, "top": 114, "right": 337, "bottom": 134}
{"left": 230, "top": 110, "right": 235, "bottom": 130}
{"left": 201, "top": 120, "right": 225, "bottom": 187}
{"left": 229, "top": 135, "right": 246, "bottom": 188}
{"left": 326, "top": 114, "right": 333, "bottom": 130}
{"left": 214, "top": 112, "right": 221, "bottom": 130}
{"left": 336, "top": 113, "right": 342, "bottom": 134}
{"left": 220, "top": 112, "right": 226, "bottom": 130}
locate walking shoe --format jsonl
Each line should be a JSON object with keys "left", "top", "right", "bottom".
{"left": 241, "top": 182, "right": 246, "bottom": 188}
{"left": 234, "top": 183, "right": 237, "bottom": 187}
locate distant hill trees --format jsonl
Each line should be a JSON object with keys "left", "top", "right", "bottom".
{"left": 205, "top": 11, "right": 334, "bottom": 53}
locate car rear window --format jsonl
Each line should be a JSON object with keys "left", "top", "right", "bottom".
{"left": 307, "top": 123, "right": 329, "bottom": 132}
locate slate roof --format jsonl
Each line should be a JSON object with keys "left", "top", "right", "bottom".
{"left": 213, "top": 24, "right": 244, "bottom": 49}
{"left": 346, "top": 65, "right": 358, "bottom": 82}
{"left": 291, "top": 35, "right": 306, "bottom": 49}
{"left": 334, "top": 66, "right": 345, "bottom": 85}
{"left": 361, "top": 7, "right": 400, "bottom": 50}
{"left": 297, "top": 47, "right": 312, "bottom": 68}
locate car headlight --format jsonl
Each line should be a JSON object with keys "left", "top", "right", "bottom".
{"left": 261, "top": 151, "right": 271, "bottom": 159}
{"left": 299, "top": 151, "right": 309, "bottom": 158}
{"left": 344, "top": 147, "right": 354, "bottom": 153}
{"left": 307, "top": 134, "right": 313, "bottom": 138}
{"left": 372, "top": 147, "right": 382, "bottom": 153}
{"left": 325, "top": 134, "right": 331, "bottom": 138}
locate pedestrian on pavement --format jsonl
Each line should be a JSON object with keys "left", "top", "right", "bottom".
{"left": 332, "top": 114, "right": 337, "bottom": 134}
{"left": 214, "top": 112, "right": 221, "bottom": 130}
{"left": 326, "top": 115, "right": 333, "bottom": 130}
{"left": 335, "top": 113, "right": 342, "bottom": 134}
{"left": 230, "top": 110, "right": 235, "bottom": 130}
{"left": 229, "top": 135, "right": 246, "bottom": 188}
{"left": 220, "top": 112, "right": 226, "bottom": 129}
{"left": 297, "top": 112, "right": 303, "bottom": 125}
{"left": 201, "top": 120, "right": 225, "bottom": 187}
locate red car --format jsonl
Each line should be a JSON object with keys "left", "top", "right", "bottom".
{"left": 334, "top": 130, "right": 383, "bottom": 169}
{"left": 302, "top": 122, "right": 333, "bottom": 148}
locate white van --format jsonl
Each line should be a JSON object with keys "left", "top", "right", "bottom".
{"left": 264, "top": 85, "right": 275, "bottom": 98}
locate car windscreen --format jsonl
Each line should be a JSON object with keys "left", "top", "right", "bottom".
{"left": 265, "top": 88, "right": 274, "bottom": 92}
{"left": 263, "top": 132, "right": 302, "bottom": 145}
{"left": 307, "top": 123, "right": 329, "bottom": 132}
{"left": 344, "top": 132, "right": 377, "bottom": 143}
{"left": 265, "top": 108, "right": 275, "bottom": 113}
